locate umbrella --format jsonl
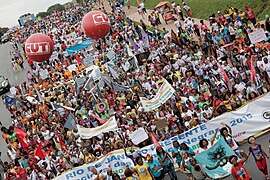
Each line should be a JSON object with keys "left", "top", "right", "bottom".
{"left": 155, "top": 1, "right": 169, "bottom": 8}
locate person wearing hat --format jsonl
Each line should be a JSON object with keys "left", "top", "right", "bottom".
{"left": 247, "top": 136, "right": 270, "bottom": 179}
{"left": 229, "top": 151, "right": 250, "bottom": 180}
{"left": 146, "top": 154, "right": 165, "bottom": 180}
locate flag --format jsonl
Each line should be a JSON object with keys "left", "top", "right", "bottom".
{"left": 4, "top": 95, "right": 14, "bottom": 105}
{"left": 194, "top": 138, "right": 235, "bottom": 179}
{"left": 14, "top": 127, "right": 27, "bottom": 139}
{"left": 128, "top": 57, "right": 139, "bottom": 70}
{"left": 35, "top": 143, "right": 45, "bottom": 159}
{"left": 54, "top": 133, "right": 66, "bottom": 152}
{"left": 150, "top": 132, "right": 161, "bottom": 148}
{"left": 250, "top": 55, "right": 256, "bottom": 83}
{"left": 88, "top": 111, "right": 107, "bottom": 124}
{"left": 217, "top": 62, "right": 230, "bottom": 84}
{"left": 51, "top": 103, "right": 62, "bottom": 110}
{"left": 96, "top": 84, "right": 104, "bottom": 99}
{"left": 17, "top": 135, "right": 28, "bottom": 153}
{"left": 171, "top": 29, "right": 181, "bottom": 46}
{"left": 74, "top": 80, "right": 80, "bottom": 96}
{"left": 34, "top": 88, "right": 44, "bottom": 104}
{"left": 141, "top": 30, "right": 150, "bottom": 48}
{"left": 111, "top": 82, "right": 129, "bottom": 93}
{"left": 133, "top": 40, "right": 140, "bottom": 53}
{"left": 64, "top": 113, "right": 77, "bottom": 130}
{"left": 84, "top": 76, "right": 95, "bottom": 90}
{"left": 135, "top": 51, "right": 150, "bottom": 66}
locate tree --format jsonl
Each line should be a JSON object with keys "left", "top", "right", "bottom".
{"left": 36, "top": 12, "right": 50, "bottom": 19}
{"left": 47, "top": 3, "right": 65, "bottom": 14}
{"left": 0, "top": 27, "right": 8, "bottom": 39}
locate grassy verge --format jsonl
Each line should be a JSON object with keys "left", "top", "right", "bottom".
{"left": 129, "top": 0, "right": 270, "bottom": 21}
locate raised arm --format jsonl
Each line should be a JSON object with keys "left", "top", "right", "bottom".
{"left": 211, "top": 128, "right": 219, "bottom": 146}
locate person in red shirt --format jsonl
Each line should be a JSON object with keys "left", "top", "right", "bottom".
{"left": 16, "top": 166, "right": 27, "bottom": 180}
{"left": 230, "top": 152, "right": 251, "bottom": 180}
{"left": 244, "top": 5, "right": 256, "bottom": 25}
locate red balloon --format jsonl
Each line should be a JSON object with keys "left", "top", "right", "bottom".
{"left": 25, "top": 33, "right": 53, "bottom": 62}
{"left": 82, "top": 10, "right": 110, "bottom": 40}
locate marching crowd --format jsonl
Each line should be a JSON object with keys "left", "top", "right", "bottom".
{"left": 1, "top": 0, "right": 270, "bottom": 180}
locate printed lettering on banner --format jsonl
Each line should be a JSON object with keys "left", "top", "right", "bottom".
{"left": 248, "top": 29, "right": 267, "bottom": 44}
{"left": 140, "top": 80, "right": 175, "bottom": 111}
{"left": 56, "top": 93, "right": 270, "bottom": 179}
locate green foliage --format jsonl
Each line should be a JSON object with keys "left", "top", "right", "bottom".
{"left": 0, "top": 27, "right": 8, "bottom": 38}
{"left": 36, "top": 12, "right": 50, "bottom": 19}
{"left": 47, "top": 3, "right": 65, "bottom": 14}
{"left": 129, "top": 0, "right": 270, "bottom": 21}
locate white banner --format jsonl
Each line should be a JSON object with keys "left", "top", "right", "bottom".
{"left": 56, "top": 93, "right": 270, "bottom": 180}
{"left": 140, "top": 80, "right": 175, "bottom": 111}
{"left": 129, "top": 127, "right": 149, "bottom": 145}
{"left": 248, "top": 29, "right": 267, "bottom": 44}
{"left": 77, "top": 116, "right": 118, "bottom": 139}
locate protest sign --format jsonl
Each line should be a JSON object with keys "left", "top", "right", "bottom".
{"left": 106, "top": 50, "right": 117, "bottom": 62}
{"left": 155, "top": 119, "right": 168, "bottom": 130}
{"left": 75, "top": 76, "right": 86, "bottom": 88}
{"left": 56, "top": 93, "right": 270, "bottom": 179}
{"left": 140, "top": 80, "right": 175, "bottom": 111}
{"left": 129, "top": 128, "right": 149, "bottom": 145}
{"left": 248, "top": 29, "right": 267, "bottom": 44}
{"left": 39, "top": 69, "right": 49, "bottom": 80}
{"left": 67, "top": 64, "right": 78, "bottom": 72}
{"left": 195, "top": 138, "right": 235, "bottom": 179}
{"left": 77, "top": 116, "right": 118, "bottom": 139}
{"left": 82, "top": 56, "right": 95, "bottom": 67}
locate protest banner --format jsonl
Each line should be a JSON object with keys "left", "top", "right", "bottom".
{"left": 56, "top": 93, "right": 270, "bottom": 179}
{"left": 77, "top": 116, "right": 118, "bottom": 139}
{"left": 140, "top": 80, "right": 175, "bottom": 112}
{"left": 129, "top": 127, "right": 149, "bottom": 145}
{"left": 195, "top": 138, "right": 235, "bottom": 179}
{"left": 66, "top": 39, "right": 93, "bottom": 55}
{"left": 248, "top": 29, "right": 267, "bottom": 44}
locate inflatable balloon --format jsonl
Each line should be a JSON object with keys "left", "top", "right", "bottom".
{"left": 82, "top": 10, "right": 110, "bottom": 40}
{"left": 25, "top": 33, "right": 53, "bottom": 62}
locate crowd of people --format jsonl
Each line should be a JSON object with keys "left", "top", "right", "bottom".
{"left": 0, "top": 0, "right": 270, "bottom": 179}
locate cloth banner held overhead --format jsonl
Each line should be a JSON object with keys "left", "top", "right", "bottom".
{"left": 195, "top": 138, "right": 235, "bottom": 179}
{"left": 66, "top": 39, "right": 93, "bottom": 55}
{"left": 77, "top": 116, "right": 118, "bottom": 139}
{"left": 248, "top": 29, "right": 267, "bottom": 44}
{"left": 129, "top": 127, "right": 149, "bottom": 145}
{"left": 56, "top": 93, "right": 270, "bottom": 179}
{"left": 140, "top": 80, "right": 175, "bottom": 112}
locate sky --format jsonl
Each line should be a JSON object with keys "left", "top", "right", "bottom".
{"left": 0, "top": 0, "right": 71, "bottom": 27}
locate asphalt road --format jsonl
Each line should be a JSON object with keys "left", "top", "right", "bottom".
{"left": 0, "top": 43, "right": 269, "bottom": 179}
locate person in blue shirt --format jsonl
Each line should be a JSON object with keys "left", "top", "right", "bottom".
{"left": 180, "top": 143, "right": 195, "bottom": 157}
{"left": 171, "top": 141, "right": 182, "bottom": 167}
{"left": 146, "top": 154, "right": 165, "bottom": 180}
{"left": 156, "top": 146, "right": 178, "bottom": 180}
